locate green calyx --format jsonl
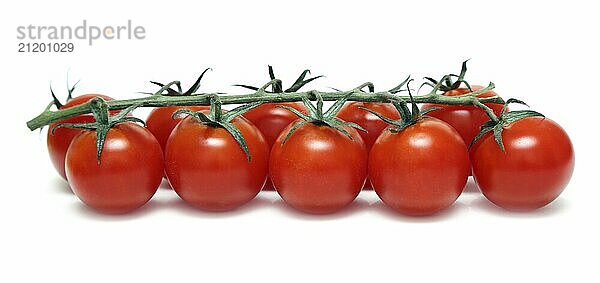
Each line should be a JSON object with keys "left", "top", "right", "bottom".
{"left": 276, "top": 76, "right": 412, "bottom": 143}
{"left": 469, "top": 98, "right": 545, "bottom": 152}
{"left": 148, "top": 68, "right": 212, "bottom": 96}
{"left": 51, "top": 97, "right": 144, "bottom": 164}
{"left": 234, "top": 66, "right": 323, "bottom": 94}
{"left": 360, "top": 80, "right": 438, "bottom": 133}
{"left": 422, "top": 59, "right": 472, "bottom": 92}
{"left": 49, "top": 79, "right": 80, "bottom": 109}
{"left": 173, "top": 95, "right": 263, "bottom": 162}
{"left": 277, "top": 91, "right": 366, "bottom": 144}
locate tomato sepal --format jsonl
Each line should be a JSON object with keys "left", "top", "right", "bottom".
{"left": 234, "top": 66, "right": 323, "bottom": 94}
{"left": 421, "top": 59, "right": 473, "bottom": 92}
{"left": 469, "top": 98, "right": 545, "bottom": 152}
{"left": 358, "top": 80, "right": 440, "bottom": 133}
{"left": 173, "top": 95, "right": 264, "bottom": 161}
{"left": 52, "top": 97, "right": 143, "bottom": 164}
{"left": 146, "top": 68, "right": 212, "bottom": 96}
{"left": 277, "top": 91, "right": 367, "bottom": 143}
{"left": 387, "top": 76, "right": 411, "bottom": 94}
{"left": 49, "top": 78, "right": 81, "bottom": 110}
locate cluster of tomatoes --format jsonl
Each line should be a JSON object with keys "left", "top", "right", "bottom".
{"left": 45, "top": 69, "right": 574, "bottom": 216}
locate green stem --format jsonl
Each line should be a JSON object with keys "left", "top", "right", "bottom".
{"left": 26, "top": 90, "right": 505, "bottom": 131}
{"left": 472, "top": 99, "right": 499, "bottom": 122}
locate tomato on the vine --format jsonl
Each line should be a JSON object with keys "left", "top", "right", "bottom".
{"left": 65, "top": 122, "right": 164, "bottom": 214}
{"left": 47, "top": 94, "right": 114, "bottom": 180}
{"left": 237, "top": 66, "right": 321, "bottom": 190}
{"left": 146, "top": 105, "right": 210, "bottom": 152}
{"left": 471, "top": 116, "right": 574, "bottom": 211}
{"left": 370, "top": 117, "right": 469, "bottom": 216}
{"left": 270, "top": 122, "right": 368, "bottom": 214}
{"left": 145, "top": 70, "right": 213, "bottom": 153}
{"left": 165, "top": 107, "right": 269, "bottom": 212}
{"left": 269, "top": 94, "right": 368, "bottom": 214}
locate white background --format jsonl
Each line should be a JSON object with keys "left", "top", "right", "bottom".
{"left": 1, "top": 1, "right": 598, "bottom": 282}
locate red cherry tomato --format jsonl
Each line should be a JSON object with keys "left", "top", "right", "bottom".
{"left": 145, "top": 106, "right": 210, "bottom": 152}
{"left": 421, "top": 86, "right": 504, "bottom": 149}
{"left": 165, "top": 114, "right": 269, "bottom": 211}
{"left": 243, "top": 102, "right": 308, "bottom": 190}
{"left": 270, "top": 122, "right": 368, "bottom": 214}
{"left": 471, "top": 117, "right": 574, "bottom": 211}
{"left": 65, "top": 122, "right": 164, "bottom": 214}
{"left": 369, "top": 117, "right": 470, "bottom": 216}
{"left": 337, "top": 102, "right": 401, "bottom": 189}
{"left": 47, "top": 94, "right": 114, "bottom": 180}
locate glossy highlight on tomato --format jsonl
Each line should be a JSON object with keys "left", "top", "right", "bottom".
{"left": 270, "top": 121, "right": 368, "bottom": 214}
{"left": 369, "top": 117, "right": 470, "bottom": 216}
{"left": 165, "top": 113, "right": 269, "bottom": 211}
{"left": 47, "top": 94, "right": 114, "bottom": 180}
{"left": 65, "top": 122, "right": 164, "bottom": 214}
{"left": 471, "top": 117, "right": 574, "bottom": 211}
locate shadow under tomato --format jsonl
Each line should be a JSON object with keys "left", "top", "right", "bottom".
{"left": 73, "top": 189, "right": 275, "bottom": 220}
{"left": 471, "top": 196, "right": 568, "bottom": 218}
{"left": 270, "top": 197, "right": 372, "bottom": 220}
{"left": 462, "top": 177, "right": 481, "bottom": 194}
{"left": 157, "top": 193, "right": 275, "bottom": 218}
{"left": 370, "top": 200, "right": 467, "bottom": 223}
{"left": 52, "top": 177, "right": 72, "bottom": 195}
{"left": 73, "top": 187, "right": 179, "bottom": 220}
{"left": 74, "top": 199, "right": 164, "bottom": 221}
{"left": 159, "top": 178, "right": 172, "bottom": 190}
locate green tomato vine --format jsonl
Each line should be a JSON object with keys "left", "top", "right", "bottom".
{"left": 26, "top": 62, "right": 505, "bottom": 131}
{"left": 29, "top": 61, "right": 539, "bottom": 162}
